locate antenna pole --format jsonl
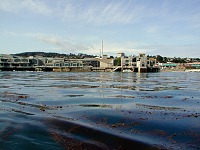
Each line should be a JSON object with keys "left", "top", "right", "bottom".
{"left": 102, "top": 40, "right": 103, "bottom": 57}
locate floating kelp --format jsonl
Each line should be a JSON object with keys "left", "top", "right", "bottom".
{"left": 109, "top": 95, "right": 135, "bottom": 99}
{"left": 64, "top": 94, "right": 84, "bottom": 97}
{"left": 136, "top": 103, "right": 180, "bottom": 111}
{"left": 79, "top": 104, "right": 112, "bottom": 108}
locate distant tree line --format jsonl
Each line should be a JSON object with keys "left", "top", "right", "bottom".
{"left": 12, "top": 52, "right": 199, "bottom": 63}
{"left": 147, "top": 55, "right": 200, "bottom": 63}
{"left": 13, "top": 52, "right": 97, "bottom": 59}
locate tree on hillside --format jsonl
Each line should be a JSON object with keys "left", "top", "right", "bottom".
{"left": 115, "top": 57, "right": 121, "bottom": 66}
{"left": 156, "top": 55, "right": 164, "bottom": 63}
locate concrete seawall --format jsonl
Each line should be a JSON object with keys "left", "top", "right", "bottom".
{"left": 0, "top": 66, "right": 160, "bottom": 72}
{"left": 52, "top": 67, "right": 91, "bottom": 72}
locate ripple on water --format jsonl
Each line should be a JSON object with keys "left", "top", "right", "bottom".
{"left": 0, "top": 72, "right": 200, "bottom": 150}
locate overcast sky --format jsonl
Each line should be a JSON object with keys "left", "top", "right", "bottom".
{"left": 0, "top": 0, "right": 200, "bottom": 57}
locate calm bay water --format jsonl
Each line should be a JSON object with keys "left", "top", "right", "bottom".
{"left": 0, "top": 72, "right": 200, "bottom": 150}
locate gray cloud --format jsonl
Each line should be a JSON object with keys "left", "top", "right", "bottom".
{"left": 35, "top": 34, "right": 93, "bottom": 53}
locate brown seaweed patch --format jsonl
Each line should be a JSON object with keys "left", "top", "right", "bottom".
{"left": 140, "top": 96, "right": 158, "bottom": 99}
{"left": 111, "top": 122, "right": 142, "bottom": 128}
{"left": 136, "top": 103, "right": 180, "bottom": 111}
{"left": 64, "top": 94, "right": 84, "bottom": 97}
{"left": 45, "top": 118, "right": 155, "bottom": 149}
{"left": 0, "top": 126, "right": 20, "bottom": 145}
{"left": 112, "top": 85, "right": 136, "bottom": 90}
{"left": 58, "top": 84, "right": 99, "bottom": 89}
{"left": 49, "top": 129, "right": 108, "bottom": 149}
{"left": 154, "top": 86, "right": 181, "bottom": 91}
{"left": 162, "top": 95, "right": 173, "bottom": 98}
{"left": 78, "top": 85, "right": 99, "bottom": 89}
{"left": 140, "top": 95, "right": 173, "bottom": 99}
{"left": 79, "top": 104, "right": 111, "bottom": 108}
{"left": 16, "top": 101, "right": 52, "bottom": 110}
{"left": 109, "top": 95, "right": 135, "bottom": 99}
{"left": 183, "top": 113, "right": 200, "bottom": 118}
{"left": 0, "top": 86, "right": 9, "bottom": 88}
{"left": 0, "top": 98, "right": 54, "bottom": 112}
{"left": 1, "top": 91, "right": 29, "bottom": 100}
{"left": 18, "top": 95, "right": 29, "bottom": 99}
{"left": 11, "top": 109, "right": 34, "bottom": 115}
{"left": 148, "top": 129, "right": 168, "bottom": 137}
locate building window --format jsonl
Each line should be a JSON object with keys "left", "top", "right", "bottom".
{"left": 72, "top": 63, "right": 77, "bottom": 67}
{"left": 55, "top": 63, "right": 60, "bottom": 66}
{"left": 64, "top": 63, "right": 69, "bottom": 67}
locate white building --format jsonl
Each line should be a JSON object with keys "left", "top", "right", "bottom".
{"left": 97, "top": 55, "right": 114, "bottom": 68}
{"left": 117, "top": 52, "right": 125, "bottom": 58}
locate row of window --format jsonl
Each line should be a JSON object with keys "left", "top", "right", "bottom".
{"left": 47, "top": 63, "right": 83, "bottom": 67}
{"left": 0, "top": 64, "right": 29, "bottom": 67}
{"left": 0, "top": 59, "right": 29, "bottom": 63}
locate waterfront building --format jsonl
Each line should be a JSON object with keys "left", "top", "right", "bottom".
{"left": 185, "top": 62, "right": 200, "bottom": 69}
{"left": 97, "top": 55, "right": 114, "bottom": 68}
{"left": 0, "top": 55, "right": 32, "bottom": 71}
{"left": 0, "top": 52, "right": 159, "bottom": 72}
{"left": 159, "top": 62, "right": 177, "bottom": 68}
{"left": 117, "top": 52, "right": 125, "bottom": 58}
{"left": 82, "top": 58, "right": 99, "bottom": 67}
{"left": 136, "top": 53, "right": 147, "bottom": 72}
